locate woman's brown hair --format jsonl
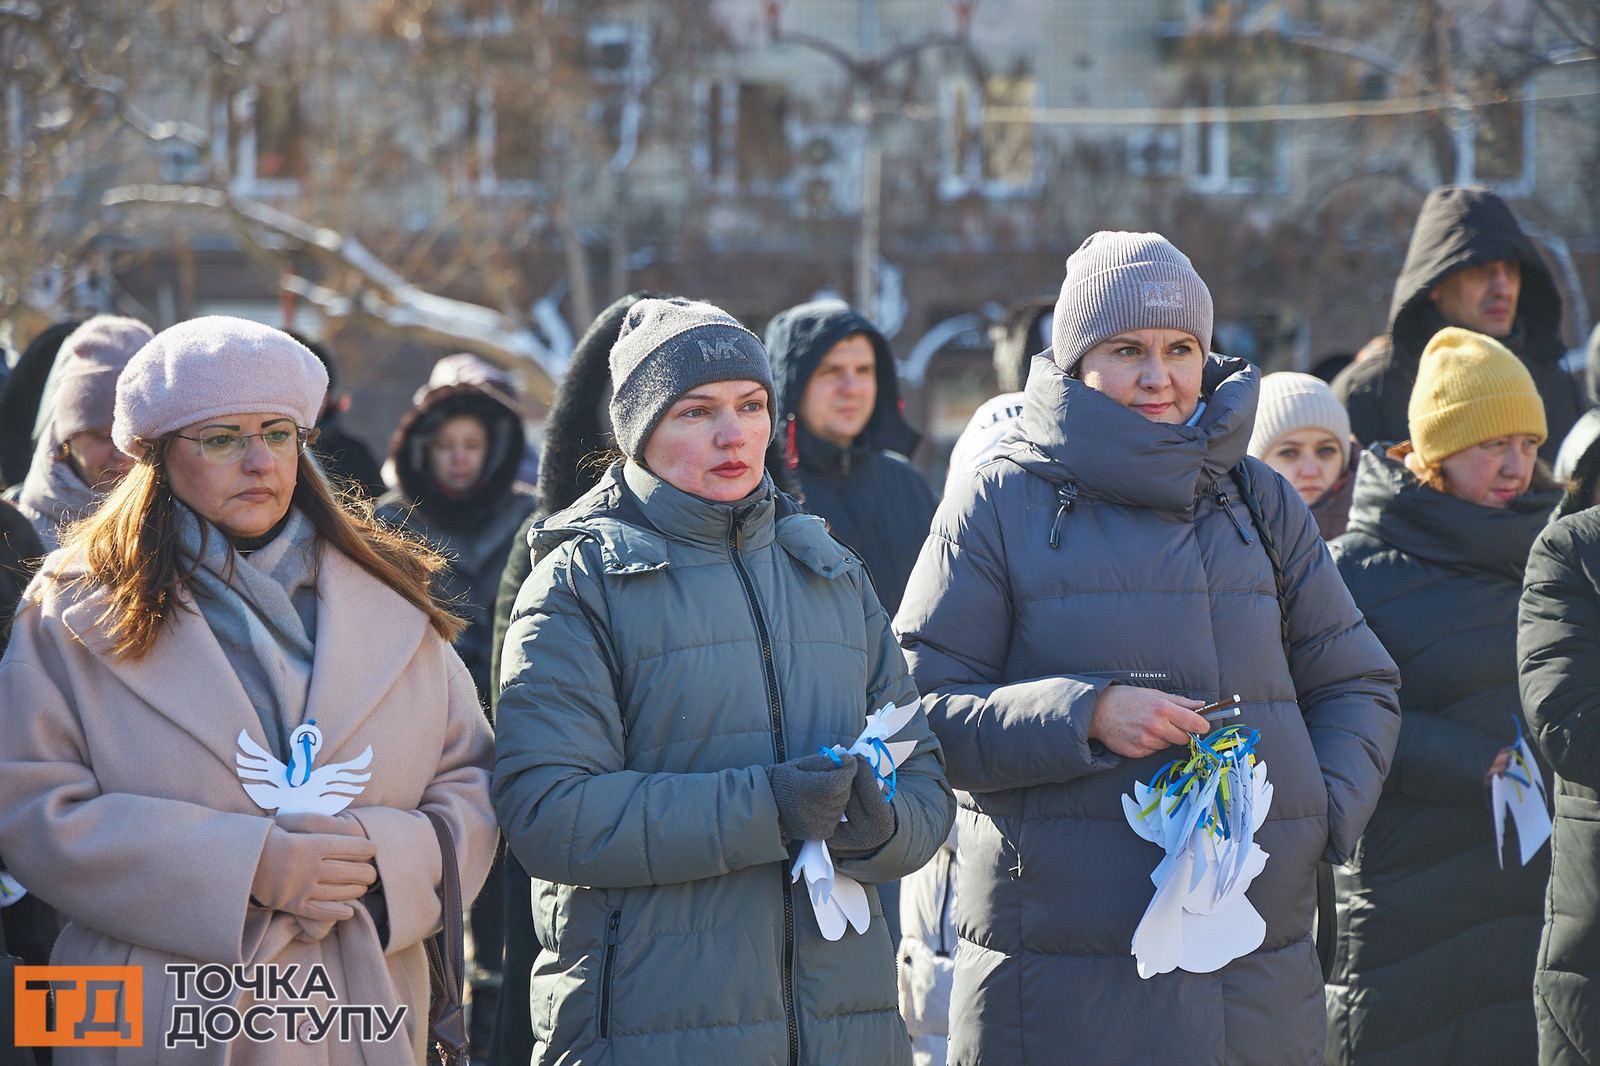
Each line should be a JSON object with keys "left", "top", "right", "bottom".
{"left": 51, "top": 438, "right": 465, "bottom": 660}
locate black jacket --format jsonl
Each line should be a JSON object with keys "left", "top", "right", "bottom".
{"left": 1333, "top": 186, "right": 1583, "bottom": 460}
{"left": 763, "top": 300, "right": 936, "bottom": 616}
{"left": 1327, "top": 445, "right": 1557, "bottom": 1064}
{"left": 0, "top": 321, "right": 80, "bottom": 488}
{"left": 1520, "top": 508, "right": 1600, "bottom": 1065}
{"left": 312, "top": 411, "right": 385, "bottom": 499}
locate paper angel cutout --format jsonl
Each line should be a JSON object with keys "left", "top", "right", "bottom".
{"left": 1491, "top": 720, "right": 1552, "bottom": 869}
{"left": 235, "top": 720, "right": 373, "bottom": 816}
{"left": 791, "top": 700, "right": 921, "bottom": 941}
{"left": 1123, "top": 726, "right": 1273, "bottom": 979}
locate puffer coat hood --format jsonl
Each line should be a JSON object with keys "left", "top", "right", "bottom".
{"left": 895, "top": 353, "right": 1401, "bottom": 1065}
{"left": 1518, "top": 509, "right": 1600, "bottom": 1064}
{"left": 1325, "top": 445, "right": 1557, "bottom": 1064}
{"left": 493, "top": 460, "right": 955, "bottom": 1064}
{"left": 1334, "top": 186, "right": 1582, "bottom": 459}
{"left": 384, "top": 381, "right": 528, "bottom": 530}
{"left": 765, "top": 300, "right": 920, "bottom": 459}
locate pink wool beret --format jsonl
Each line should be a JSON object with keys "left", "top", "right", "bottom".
{"left": 112, "top": 316, "right": 329, "bottom": 458}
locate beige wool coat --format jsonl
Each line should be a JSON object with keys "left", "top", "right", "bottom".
{"left": 0, "top": 540, "right": 498, "bottom": 1065}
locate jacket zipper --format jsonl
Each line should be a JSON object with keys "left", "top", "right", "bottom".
{"left": 1048, "top": 481, "right": 1079, "bottom": 549}
{"left": 936, "top": 850, "right": 955, "bottom": 957}
{"left": 598, "top": 909, "right": 621, "bottom": 1038}
{"left": 1211, "top": 483, "right": 1253, "bottom": 544}
{"left": 727, "top": 514, "right": 800, "bottom": 1066}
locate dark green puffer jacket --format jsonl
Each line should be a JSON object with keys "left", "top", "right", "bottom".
{"left": 1327, "top": 445, "right": 1558, "bottom": 1064}
{"left": 1519, "top": 508, "right": 1600, "bottom": 1065}
{"left": 493, "top": 460, "right": 955, "bottom": 1065}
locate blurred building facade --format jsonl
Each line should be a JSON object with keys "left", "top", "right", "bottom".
{"left": 5, "top": 0, "right": 1597, "bottom": 478}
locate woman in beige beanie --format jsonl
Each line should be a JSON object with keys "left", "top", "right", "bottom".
{"left": 0, "top": 315, "right": 497, "bottom": 1063}
{"left": 1324, "top": 326, "right": 1557, "bottom": 1064}
{"left": 1247, "top": 371, "right": 1356, "bottom": 538}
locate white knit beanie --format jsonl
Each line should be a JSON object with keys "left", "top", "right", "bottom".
{"left": 53, "top": 315, "right": 155, "bottom": 440}
{"left": 1052, "top": 231, "right": 1213, "bottom": 373}
{"left": 1246, "top": 372, "right": 1352, "bottom": 461}
{"left": 113, "top": 316, "right": 328, "bottom": 458}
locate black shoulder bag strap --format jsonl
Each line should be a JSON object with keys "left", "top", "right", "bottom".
{"left": 423, "top": 811, "right": 470, "bottom": 1065}
{"left": 1228, "top": 461, "right": 1338, "bottom": 983}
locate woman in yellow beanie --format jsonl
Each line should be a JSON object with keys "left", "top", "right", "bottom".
{"left": 1323, "top": 326, "right": 1558, "bottom": 1064}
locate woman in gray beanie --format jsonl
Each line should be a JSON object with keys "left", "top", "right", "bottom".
{"left": 5, "top": 315, "right": 152, "bottom": 550}
{"left": 896, "top": 232, "right": 1400, "bottom": 1065}
{"left": 494, "top": 297, "right": 954, "bottom": 1064}
{"left": 0, "top": 315, "right": 497, "bottom": 1064}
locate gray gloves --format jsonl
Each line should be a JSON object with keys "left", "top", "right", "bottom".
{"left": 766, "top": 753, "right": 856, "bottom": 843}
{"left": 829, "top": 756, "right": 897, "bottom": 857}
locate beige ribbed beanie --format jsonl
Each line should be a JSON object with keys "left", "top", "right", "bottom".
{"left": 1247, "top": 373, "right": 1352, "bottom": 461}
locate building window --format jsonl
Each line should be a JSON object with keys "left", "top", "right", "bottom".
{"left": 696, "top": 79, "right": 792, "bottom": 194}
{"left": 1126, "top": 127, "right": 1183, "bottom": 178}
{"left": 1183, "top": 78, "right": 1285, "bottom": 194}
{"left": 940, "top": 73, "right": 1039, "bottom": 199}
{"left": 459, "top": 82, "right": 544, "bottom": 194}
{"left": 228, "top": 85, "right": 307, "bottom": 195}
{"left": 1456, "top": 93, "right": 1533, "bottom": 195}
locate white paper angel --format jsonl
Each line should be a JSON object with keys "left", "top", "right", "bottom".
{"left": 791, "top": 701, "right": 921, "bottom": 941}
{"left": 1491, "top": 724, "right": 1551, "bottom": 869}
{"left": 1122, "top": 728, "right": 1273, "bottom": 978}
{"left": 235, "top": 720, "right": 373, "bottom": 816}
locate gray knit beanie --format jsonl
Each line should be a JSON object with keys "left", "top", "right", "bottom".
{"left": 1052, "top": 231, "right": 1213, "bottom": 374}
{"left": 113, "top": 316, "right": 328, "bottom": 459}
{"left": 608, "top": 298, "right": 776, "bottom": 460}
{"left": 53, "top": 315, "right": 155, "bottom": 440}
{"left": 1246, "top": 372, "right": 1352, "bottom": 461}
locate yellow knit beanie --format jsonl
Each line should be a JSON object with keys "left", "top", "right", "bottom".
{"left": 1405, "top": 327, "right": 1547, "bottom": 477}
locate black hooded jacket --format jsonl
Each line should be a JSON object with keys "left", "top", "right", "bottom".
{"left": 1333, "top": 186, "right": 1583, "bottom": 459}
{"left": 0, "top": 321, "right": 82, "bottom": 488}
{"left": 763, "top": 300, "right": 936, "bottom": 617}
{"left": 376, "top": 382, "right": 535, "bottom": 700}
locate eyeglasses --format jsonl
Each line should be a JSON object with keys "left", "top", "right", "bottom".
{"left": 171, "top": 426, "right": 319, "bottom": 465}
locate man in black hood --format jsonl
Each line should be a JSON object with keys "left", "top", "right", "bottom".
{"left": 764, "top": 299, "right": 937, "bottom": 620}
{"left": 1334, "top": 184, "right": 1584, "bottom": 459}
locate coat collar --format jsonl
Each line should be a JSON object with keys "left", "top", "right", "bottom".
{"left": 1004, "top": 352, "right": 1258, "bottom": 513}
{"left": 56, "top": 538, "right": 429, "bottom": 776}
{"left": 1344, "top": 444, "right": 1560, "bottom": 579}
{"left": 531, "top": 461, "right": 854, "bottom": 579}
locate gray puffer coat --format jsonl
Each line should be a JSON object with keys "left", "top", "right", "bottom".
{"left": 894, "top": 354, "right": 1401, "bottom": 1066}
{"left": 1519, "top": 508, "right": 1600, "bottom": 1065}
{"left": 493, "top": 460, "right": 955, "bottom": 1065}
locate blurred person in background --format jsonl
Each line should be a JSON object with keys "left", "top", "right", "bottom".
{"left": 1247, "top": 372, "right": 1358, "bottom": 539}
{"left": 376, "top": 370, "right": 536, "bottom": 1053}
{"left": 291, "top": 334, "right": 385, "bottom": 499}
{"left": 1326, "top": 328, "right": 1557, "bottom": 1064}
{"left": 0, "top": 321, "right": 82, "bottom": 488}
{"left": 943, "top": 296, "right": 1053, "bottom": 497}
{"left": 1334, "top": 185, "right": 1583, "bottom": 459}
{"left": 5, "top": 316, "right": 153, "bottom": 550}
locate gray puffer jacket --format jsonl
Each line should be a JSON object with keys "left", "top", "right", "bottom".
{"left": 1519, "top": 509, "right": 1600, "bottom": 1065}
{"left": 895, "top": 354, "right": 1401, "bottom": 1066}
{"left": 493, "top": 460, "right": 955, "bottom": 1065}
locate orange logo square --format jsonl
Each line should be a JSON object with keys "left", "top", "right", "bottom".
{"left": 13, "top": 966, "right": 143, "bottom": 1047}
